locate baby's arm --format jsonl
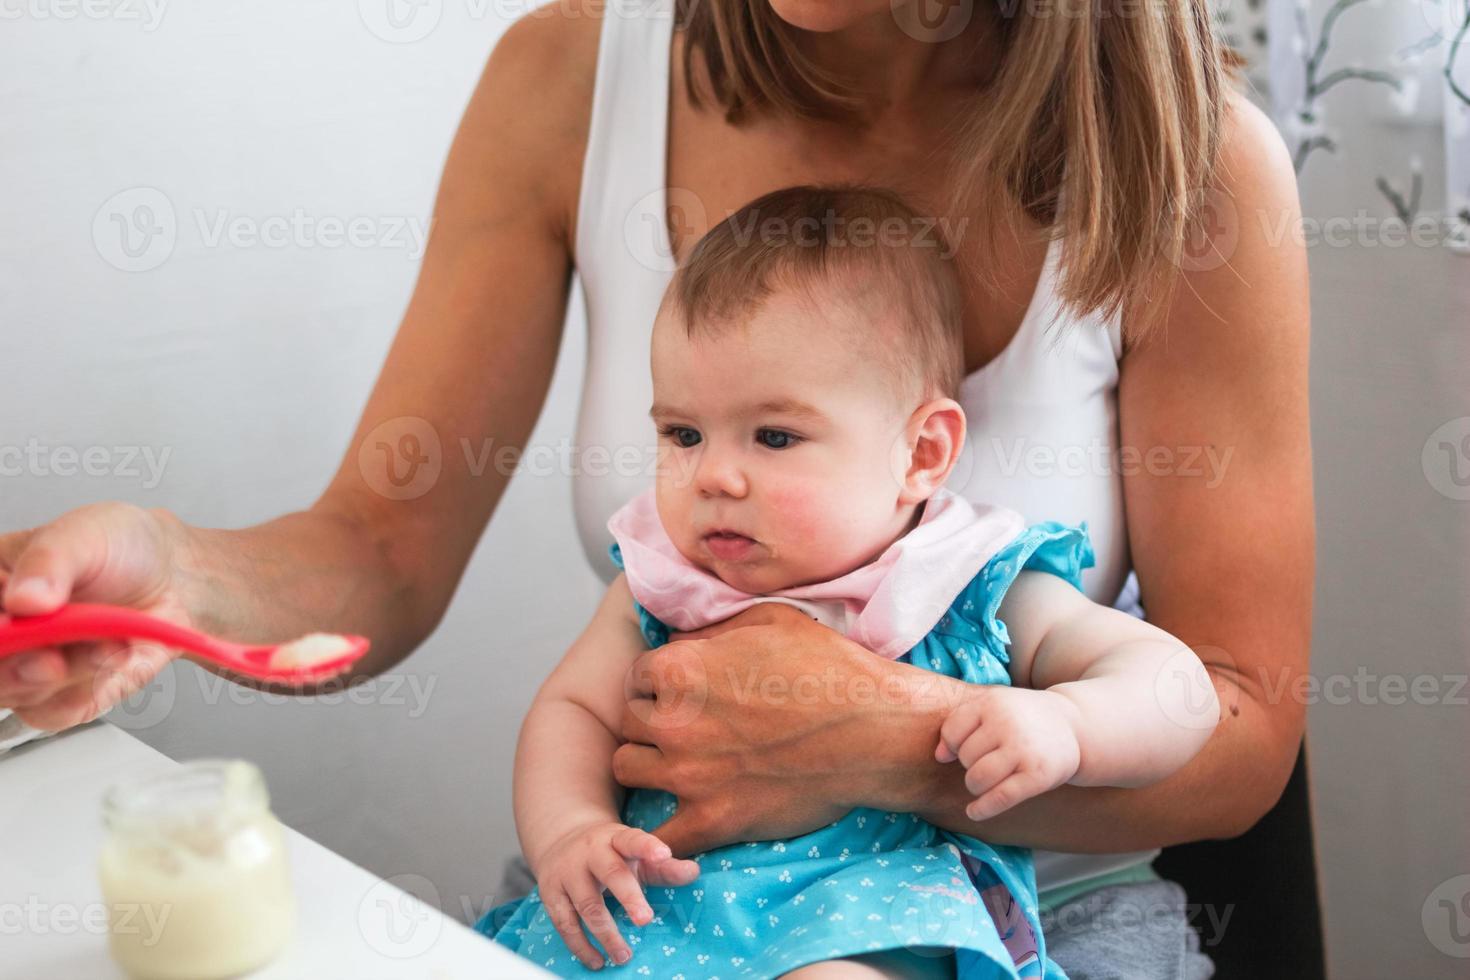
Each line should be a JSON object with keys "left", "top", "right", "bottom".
{"left": 937, "top": 570, "right": 1219, "bottom": 820}
{"left": 513, "top": 574, "right": 699, "bottom": 968}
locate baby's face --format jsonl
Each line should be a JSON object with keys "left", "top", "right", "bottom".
{"left": 649, "top": 288, "right": 924, "bottom": 594}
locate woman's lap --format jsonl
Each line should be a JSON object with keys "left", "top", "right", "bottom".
{"left": 1042, "top": 880, "right": 1214, "bottom": 980}
{"left": 492, "top": 856, "right": 1214, "bottom": 980}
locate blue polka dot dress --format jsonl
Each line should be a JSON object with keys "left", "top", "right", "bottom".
{"left": 478, "top": 522, "right": 1092, "bottom": 980}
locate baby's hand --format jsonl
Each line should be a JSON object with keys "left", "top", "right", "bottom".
{"left": 935, "top": 687, "right": 1083, "bottom": 822}
{"left": 535, "top": 821, "right": 700, "bottom": 970}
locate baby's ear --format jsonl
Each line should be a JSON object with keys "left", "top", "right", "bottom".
{"left": 893, "top": 398, "right": 967, "bottom": 505}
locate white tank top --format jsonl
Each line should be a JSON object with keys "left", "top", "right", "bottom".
{"left": 568, "top": 0, "right": 1156, "bottom": 891}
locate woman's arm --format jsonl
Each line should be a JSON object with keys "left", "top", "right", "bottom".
{"left": 0, "top": 7, "right": 600, "bottom": 726}
{"left": 614, "top": 94, "right": 1312, "bottom": 856}
{"left": 192, "top": 10, "right": 596, "bottom": 680}
{"left": 884, "top": 93, "right": 1312, "bottom": 848}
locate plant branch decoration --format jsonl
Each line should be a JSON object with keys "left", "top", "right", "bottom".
{"left": 1292, "top": 0, "right": 1404, "bottom": 173}
{"left": 1448, "top": 0, "right": 1470, "bottom": 108}
{"left": 1374, "top": 170, "right": 1424, "bottom": 222}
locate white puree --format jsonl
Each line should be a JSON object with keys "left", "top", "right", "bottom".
{"left": 99, "top": 762, "right": 295, "bottom": 980}
{"left": 271, "top": 632, "right": 353, "bottom": 670}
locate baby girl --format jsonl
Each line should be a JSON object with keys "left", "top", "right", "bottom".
{"left": 479, "top": 186, "right": 1219, "bottom": 979}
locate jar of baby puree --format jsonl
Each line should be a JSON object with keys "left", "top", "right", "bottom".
{"left": 99, "top": 759, "right": 295, "bottom": 980}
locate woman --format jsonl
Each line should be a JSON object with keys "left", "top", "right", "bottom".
{"left": 0, "top": 1, "right": 1311, "bottom": 975}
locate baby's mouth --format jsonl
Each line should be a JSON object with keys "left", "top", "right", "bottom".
{"left": 701, "top": 530, "right": 758, "bottom": 562}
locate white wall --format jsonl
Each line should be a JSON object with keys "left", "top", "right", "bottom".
{"left": 3, "top": 4, "right": 1468, "bottom": 976}
{"left": 0, "top": 0, "right": 602, "bottom": 926}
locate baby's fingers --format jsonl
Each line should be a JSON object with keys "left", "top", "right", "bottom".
{"left": 544, "top": 883, "right": 610, "bottom": 971}
{"left": 966, "top": 771, "right": 1042, "bottom": 822}
{"left": 593, "top": 845, "right": 654, "bottom": 928}
{"left": 963, "top": 749, "right": 1017, "bottom": 800}
{"left": 936, "top": 698, "right": 986, "bottom": 762}
{"left": 571, "top": 871, "right": 631, "bottom": 967}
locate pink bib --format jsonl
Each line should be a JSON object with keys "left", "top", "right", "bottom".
{"left": 607, "top": 488, "right": 1027, "bottom": 660}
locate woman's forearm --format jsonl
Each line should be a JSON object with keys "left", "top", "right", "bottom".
{"left": 159, "top": 502, "right": 426, "bottom": 687}
{"left": 869, "top": 663, "right": 1297, "bottom": 850}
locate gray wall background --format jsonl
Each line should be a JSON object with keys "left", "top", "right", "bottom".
{"left": 1, "top": 3, "right": 1466, "bottom": 976}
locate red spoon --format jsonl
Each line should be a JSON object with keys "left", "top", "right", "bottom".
{"left": 0, "top": 603, "right": 369, "bottom": 683}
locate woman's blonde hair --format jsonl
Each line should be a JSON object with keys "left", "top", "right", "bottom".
{"left": 675, "top": 0, "right": 1239, "bottom": 335}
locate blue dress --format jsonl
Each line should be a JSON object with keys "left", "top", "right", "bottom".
{"left": 477, "top": 523, "right": 1092, "bottom": 980}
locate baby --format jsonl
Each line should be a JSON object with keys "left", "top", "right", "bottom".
{"left": 479, "top": 186, "right": 1220, "bottom": 980}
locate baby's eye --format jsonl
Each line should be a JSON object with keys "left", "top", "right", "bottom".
{"left": 660, "top": 425, "right": 702, "bottom": 448}
{"left": 755, "top": 428, "right": 799, "bottom": 450}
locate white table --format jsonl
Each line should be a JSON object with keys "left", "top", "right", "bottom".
{"left": 0, "top": 722, "right": 550, "bottom": 978}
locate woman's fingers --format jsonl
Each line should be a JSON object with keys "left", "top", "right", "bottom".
{"left": 610, "top": 825, "right": 672, "bottom": 863}
{"left": 544, "top": 884, "right": 607, "bottom": 971}
{"left": 610, "top": 742, "right": 668, "bottom": 791}
{"left": 637, "top": 855, "right": 701, "bottom": 887}
{"left": 7, "top": 642, "right": 173, "bottom": 731}
{"left": 1, "top": 648, "right": 69, "bottom": 695}
{"left": 0, "top": 517, "right": 103, "bottom": 615}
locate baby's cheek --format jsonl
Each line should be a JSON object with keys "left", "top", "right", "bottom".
{"left": 762, "top": 486, "right": 830, "bottom": 547}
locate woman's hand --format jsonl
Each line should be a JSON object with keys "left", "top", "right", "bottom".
{"left": 0, "top": 502, "right": 190, "bottom": 731}
{"left": 532, "top": 820, "right": 699, "bottom": 970}
{"left": 936, "top": 687, "right": 1083, "bottom": 822}
{"left": 612, "top": 603, "right": 969, "bottom": 857}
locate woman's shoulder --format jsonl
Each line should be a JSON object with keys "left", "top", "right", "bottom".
{"left": 461, "top": 2, "right": 606, "bottom": 244}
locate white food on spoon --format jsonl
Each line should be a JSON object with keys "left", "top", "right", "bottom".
{"left": 270, "top": 632, "right": 354, "bottom": 670}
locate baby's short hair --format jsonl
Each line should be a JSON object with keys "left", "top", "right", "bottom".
{"left": 662, "top": 185, "right": 965, "bottom": 399}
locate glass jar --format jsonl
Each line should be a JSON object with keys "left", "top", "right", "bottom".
{"left": 99, "top": 759, "right": 296, "bottom": 980}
